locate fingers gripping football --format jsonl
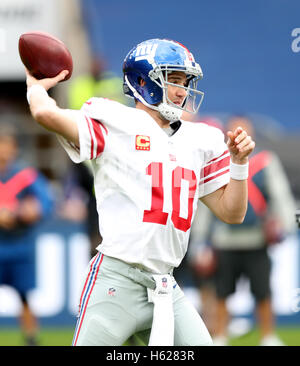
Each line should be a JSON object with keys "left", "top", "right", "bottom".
{"left": 25, "top": 67, "right": 69, "bottom": 90}
{"left": 227, "top": 126, "right": 255, "bottom": 164}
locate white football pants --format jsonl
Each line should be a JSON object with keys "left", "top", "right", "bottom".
{"left": 72, "top": 252, "right": 212, "bottom": 346}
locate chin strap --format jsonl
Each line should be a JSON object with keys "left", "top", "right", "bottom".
{"left": 124, "top": 75, "right": 182, "bottom": 122}
{"left": 158, "top": 103, "right": 183, "bottom": 122}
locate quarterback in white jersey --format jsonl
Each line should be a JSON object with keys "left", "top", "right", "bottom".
{"left": 25, "top": 38, "right": 255, "bottom": 346}
{"left": 58, "top": 97, "right": 230, "bottom": 274}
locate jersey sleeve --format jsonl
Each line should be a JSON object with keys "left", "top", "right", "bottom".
{"left": 198, "top": 127, "right": 230, "bottom": 198}
{"left": 56, "top": 98, "right": 109, "bottom": 163}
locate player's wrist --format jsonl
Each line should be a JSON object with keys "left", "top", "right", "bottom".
{"left": 26, "top": 84, "right": 48, "bottom": 105}
{"left": 230, "top": 160, "right": 249, "bottom": 180}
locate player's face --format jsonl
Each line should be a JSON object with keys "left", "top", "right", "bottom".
{"left": 166, "top": 72, "right": 188, "bottom": 107}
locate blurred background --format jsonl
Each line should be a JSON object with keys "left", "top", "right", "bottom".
{"left": 0, "top": 0, "right": 299, "bottom": 345}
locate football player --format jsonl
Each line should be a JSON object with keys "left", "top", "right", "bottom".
{"left": 24, "top": 39, "right": 255, "bottom": 346}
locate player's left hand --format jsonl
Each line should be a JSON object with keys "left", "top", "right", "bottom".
{"left": 227, "top": 126, "right": 255, "bottom": 164}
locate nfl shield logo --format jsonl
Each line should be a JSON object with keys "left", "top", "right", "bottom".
{"left": 108, "top": 287, "right": 116, "bottom": 296}
{"left": 162, "top": 277, "right": 168, "bottom": 288}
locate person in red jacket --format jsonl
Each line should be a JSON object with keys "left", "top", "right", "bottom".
{"left": 0, "top": 123, "right": 53, "bottom": 345}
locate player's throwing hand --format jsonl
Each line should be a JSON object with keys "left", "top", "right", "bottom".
{"left": 25, "top": 68, "right": 69, "bottom": 91}
{"left": 227, "top": 126, "right": 255, "bottom": 164}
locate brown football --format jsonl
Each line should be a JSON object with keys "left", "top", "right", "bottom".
{"left": 18, "top": 31, "right": 73, "bottom": 81}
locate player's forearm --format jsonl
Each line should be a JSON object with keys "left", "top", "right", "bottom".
{"left": 28, "top": 87, "right": 79, "bottom": 146}
{"left": 25, "top": 69, "right": 79, "bottom": 144}
{"left": 29, "top": 91, "right": 57, "bottom": 128}
{"left": 219, "top": 178, "right": 248, "bottom": 224}
{"left": 200, "top": 160, "right": 249, "bottom": 224}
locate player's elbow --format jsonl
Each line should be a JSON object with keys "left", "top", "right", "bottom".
{"left": 228, "top": 215, "right": 245, "bottom": 225}
{"left": 32, "top": 106, "right": 56, "bottom": 129}
{"left": 32, "top": 105, "right": 79, "bottom": 145}
{"left": 222, "top": 212, "right": 246, "bottom": 225}
{"left": 33, "top": 106, "right": 50, "bottom": 122}
{"left": 221, "top": 200, "right": 247, "bottom": 225}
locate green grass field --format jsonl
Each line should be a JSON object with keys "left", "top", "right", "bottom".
{"left": 229, "top": 327, "right": 300, "bottom": 346}
{"left": 0, "top": 326, "right": 299, "bottom": 346}
{"left": 0, "top": 327, "right": 74, "bottom": 346}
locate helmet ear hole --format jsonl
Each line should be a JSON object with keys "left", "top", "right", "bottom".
{"left": 137, "top": 77, "right": 146, "bottom": 86}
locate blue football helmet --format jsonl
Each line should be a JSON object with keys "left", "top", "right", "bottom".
{"left": 123, "top": 39, "right": 204, "bottom": 121}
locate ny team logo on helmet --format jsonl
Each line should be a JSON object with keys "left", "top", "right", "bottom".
{"left": 123, "top": 39, "right": 204, "bottom": 122}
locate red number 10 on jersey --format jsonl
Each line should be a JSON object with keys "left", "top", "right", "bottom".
{"left": 143, "top": 162, "right": 197, "bottom": 232}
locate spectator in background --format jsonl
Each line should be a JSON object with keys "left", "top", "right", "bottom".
{"left": 189, "top": 115, "right": 297, "bottom": 346}
{"left": 0, "top": 123, "right": 53, "bottom": 346}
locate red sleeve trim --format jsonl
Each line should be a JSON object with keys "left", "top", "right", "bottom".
{"left": 203, "top": 155, "right": 230, "bottom": 178}
{"left": 96, "top": 119, "right": 108, "bottom": 135}
{"left": 203, "top": 168, "right": 229, "bottom": 184}
{"left": 90, "top": 118, "right": 106, "bottom": 157}
{"left": 84, "top": 116, "right": 108, "bottom": 159}
{"left": 85, "top": 116, "right": 94, "bottom": 159}
{"left": 206, "top": 149, "right": 229, "bottom": 165}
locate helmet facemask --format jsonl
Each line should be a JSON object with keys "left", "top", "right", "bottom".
{"left": 150, "top": 65, "right": 204, "bottom": 115}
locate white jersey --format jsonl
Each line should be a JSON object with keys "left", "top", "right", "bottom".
{"left": 58, "top": 98, "right": 230, "bottom": 274}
